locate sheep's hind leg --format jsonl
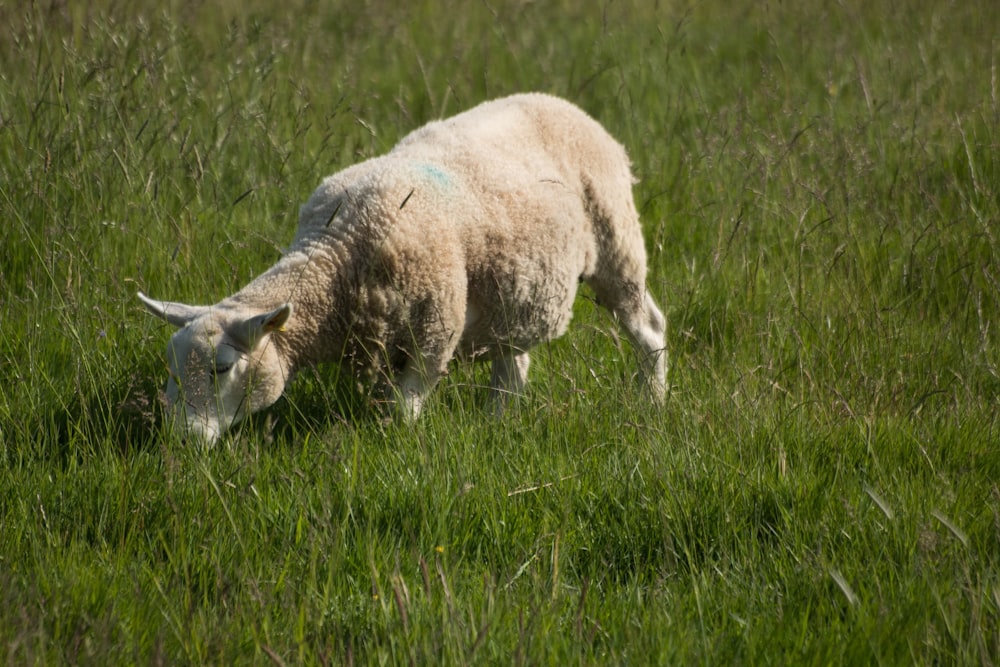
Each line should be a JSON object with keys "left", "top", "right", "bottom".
{"left": 631, "top": 290, "right": 668, "bottom": 400}
{"left": 593, "top": 283, "right": 668, "bottom": 401}
{"left": 489, "top": 350, "right": 530, "bottom": 415}
{"left": 620, "top": 290, "right": 667, "bottom": 401}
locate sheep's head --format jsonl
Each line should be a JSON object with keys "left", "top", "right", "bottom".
{"left": 138, "top": 292, "right": 292, "bottom": 444}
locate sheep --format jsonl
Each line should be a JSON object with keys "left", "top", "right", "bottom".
{"left": 139, "top": 92, "right": 667, "bottom": 443}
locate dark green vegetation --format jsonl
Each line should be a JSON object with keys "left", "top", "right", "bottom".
{"left": 2, "top": 0, "right": 998, "bottom": 663}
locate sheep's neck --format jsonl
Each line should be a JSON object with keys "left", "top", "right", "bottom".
{"left": 232, "top": 248, "right": 350, "bottom": 372}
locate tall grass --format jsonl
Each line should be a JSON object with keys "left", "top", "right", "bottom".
{"left": 1, "top": 0, "right": 998, "bottom": 663}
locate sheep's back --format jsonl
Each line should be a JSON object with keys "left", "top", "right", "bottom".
{"left": 289, "top": 93, "right": 633, "bottom": 356}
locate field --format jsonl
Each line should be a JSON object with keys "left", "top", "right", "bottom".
{"left": 2, "top": 0, "right": 999, "bottom": 663}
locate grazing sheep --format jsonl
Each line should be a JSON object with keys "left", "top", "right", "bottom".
{"left": 139, "top": 92, "right": 666, "bottom": 443}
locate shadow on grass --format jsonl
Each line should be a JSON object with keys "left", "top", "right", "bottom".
{"left": 234, "top": 364, "right": 377, "bottom": 446}
{"left": 31, "top": 359, "right": 505, "bottom": 461}
{"left": 31, "top": 372, "right": 166, "bottom": 463}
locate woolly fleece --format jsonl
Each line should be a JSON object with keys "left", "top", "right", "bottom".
{"left": 139, "top": 92, "right": 666, "bottom": 443}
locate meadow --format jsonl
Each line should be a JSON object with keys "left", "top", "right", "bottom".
{"left": 1, "top": 0, "right": 998, "bottom": 663}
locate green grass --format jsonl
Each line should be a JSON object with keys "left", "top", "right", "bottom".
{"left": 2, "top": 0, "right": 999, "bottom": 663}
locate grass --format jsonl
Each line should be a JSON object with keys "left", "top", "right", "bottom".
{"left": 1, "top": 0, "right": 999, "bottom": 663}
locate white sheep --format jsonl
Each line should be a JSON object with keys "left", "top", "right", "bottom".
{"left": 139, "top": 92, "right": 666, "bottom": 443}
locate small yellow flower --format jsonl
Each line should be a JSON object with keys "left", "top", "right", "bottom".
{"left": 434, "top": 546, "right": 445, "bottom": 554}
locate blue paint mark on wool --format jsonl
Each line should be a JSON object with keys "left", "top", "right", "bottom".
{"left": 416, "top": 163, "right": 452, "bottom": 187}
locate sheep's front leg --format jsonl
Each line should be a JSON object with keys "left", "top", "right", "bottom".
{"left": 489, "top": 350, "right": 530, "bottom": 415}
{"left": 392, "top": 363, "right": 439, "bottom": 423}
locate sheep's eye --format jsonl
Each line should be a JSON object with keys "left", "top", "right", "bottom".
{"left": 212, "top": 362, "right": 233, "bottom": 377}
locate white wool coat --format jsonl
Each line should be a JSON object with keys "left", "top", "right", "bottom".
{"left": 141, "top": 93, "right": 665, "bottom": 441}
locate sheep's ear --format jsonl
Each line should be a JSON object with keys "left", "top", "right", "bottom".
{"left": 138, "top": 292, "right": 211, "bottom": 328}
{"left": 230, "top": 304, "right": 292, "bottom": 349}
